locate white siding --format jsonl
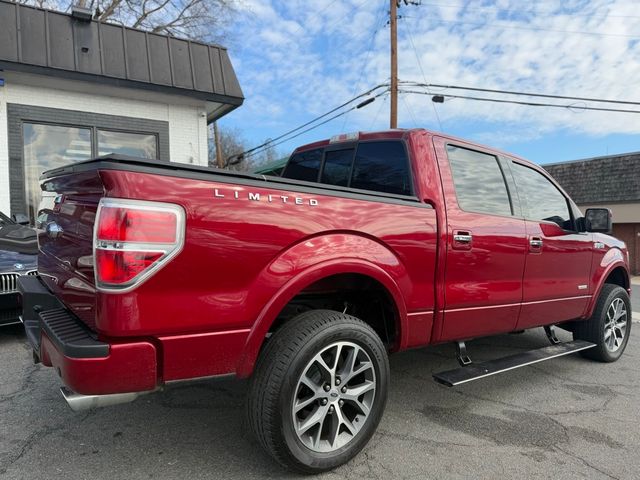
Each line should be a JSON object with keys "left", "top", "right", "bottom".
{"left": 0, "top": 72, "right": 209, "bottom": 215}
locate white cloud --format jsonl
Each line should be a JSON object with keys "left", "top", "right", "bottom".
{"left": 224, "top": 0, "right": 640, "bottom": 151}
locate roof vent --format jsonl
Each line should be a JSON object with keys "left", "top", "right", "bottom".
{"left": 71, "top": 5, "right": 93, "bottom": 22}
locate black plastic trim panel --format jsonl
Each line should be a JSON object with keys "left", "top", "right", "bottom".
{"left": 40, "top": 155, "right": 433, "bottom": 209}
{"left": 39, "top": 308, "right": 109, "bottom": 359}
{"left": 18, "top": 275, "right": 108, "bottom": 359}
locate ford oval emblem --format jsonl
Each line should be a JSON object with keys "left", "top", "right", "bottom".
{"left": 14, "top": 263, "right": 24, "bottom": 271}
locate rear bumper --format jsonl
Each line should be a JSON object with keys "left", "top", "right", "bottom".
{"left": 18, "top": 276, "right": 157, "bottom": 395}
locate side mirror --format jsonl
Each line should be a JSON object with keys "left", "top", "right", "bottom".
{"left": 585, "top": 208, "right": 612, "bottom": 234}
{"left": 12, "top": 213, "right": 30, "bottom": 226}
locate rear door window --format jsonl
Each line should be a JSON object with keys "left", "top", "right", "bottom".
{"left": 282, "top": 148, "right": 322, "bottom": 182}
{"left": 350, "top": 141, "right": 412, "bottom": 195}
{"left": 446, "top": 145, "right": 513, "bottom": 216}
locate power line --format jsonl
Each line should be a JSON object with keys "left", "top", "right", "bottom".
{"left": 370, "top": 93, "right": 389, "bottom": 130}
{"left": 400, "top": 81, "right": 640, "bottom": 106}
{"left": 401, "top": 89, "right": 640, "bottom": 114}
{"left": 238, "top": 87, "right": 390, "bottom": 162}
{"left": 236, "top": 83, "right": 388, "bottom": 160}
{"left": 405, "top": 24, "right": 443, "bottom": 131}
{"left": 341, "top": 1, "right": 388, "bottom": 130}
{"left": 243, "top": 90, "right": 389, "bottom": 161}
{"left": 401, "top": 93, "right": 419, "bottom": 128}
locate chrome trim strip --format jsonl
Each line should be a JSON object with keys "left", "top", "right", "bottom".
{"left": 445, "top": 295, "right": 592, "bottom": 314}
{"left": 165, "top": 372, "right": 236, "bottom": 385}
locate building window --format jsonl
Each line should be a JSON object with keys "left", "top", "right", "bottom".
{"left": 8, "top": 104, "right": 170, "bottom": 224}
{"left": 23, "top": 123, "right": 92, "bottom": 221}
{"left": 21, "top": 123, "right": 159, "bottom": 223}
{"left": 98, "top": 130, "right": 158, "bottom": 158}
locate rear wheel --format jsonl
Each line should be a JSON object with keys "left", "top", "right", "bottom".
{"left": 575, "top": 284, "right": 631, "bottom": 362}
{"left": 247, "top": 310, "right": 389, "bottom": 473}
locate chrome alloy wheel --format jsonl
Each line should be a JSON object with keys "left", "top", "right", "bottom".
{"left": 292, "top": 341, "right": 376, "bottom": 453}
{"left": 604, "top": 298, "right": 628, "bottom": 352}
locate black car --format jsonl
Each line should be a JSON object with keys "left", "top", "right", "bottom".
{"left": 0, "top": 212, "right": 37, "bottom": 326}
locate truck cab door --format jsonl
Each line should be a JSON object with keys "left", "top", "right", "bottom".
{"left": 508, "top": 160, "right": 593, "bottom": 329}
{"left": 433, "top": 137, "right": 527, "bottom": 341}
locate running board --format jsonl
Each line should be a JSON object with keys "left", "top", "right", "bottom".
{"left": 433, "top": 340, "right": 595, "bottom": 387}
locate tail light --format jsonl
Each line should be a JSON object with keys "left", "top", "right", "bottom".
{"left": 94, "top": 199, "right": 185, "bottom": 291}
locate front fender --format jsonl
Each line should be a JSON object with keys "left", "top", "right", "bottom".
{"left": 235, "top": 233, "right": 410, "bottom": 377}
{"left": 585, "top": 248, "right": 630, "bottom": 318}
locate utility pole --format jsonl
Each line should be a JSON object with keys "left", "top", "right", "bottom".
{"left": 390, "top": 0, "right": 398, "bottom": 129}
{"left": 213, "top": 121, "right": 224, "bottom": 169}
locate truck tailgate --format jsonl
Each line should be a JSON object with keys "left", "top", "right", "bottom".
{"left": 38, "top": 170, "right": 103, "bottom": 329}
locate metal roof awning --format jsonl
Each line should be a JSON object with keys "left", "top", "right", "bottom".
{"left": 0, "top": 0, "right": 243, "bottom": 122}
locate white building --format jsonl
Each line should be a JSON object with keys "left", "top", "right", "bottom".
{"left": 0, "top": 1, "right": 243, "bottom": 222}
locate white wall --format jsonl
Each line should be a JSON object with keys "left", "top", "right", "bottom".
{"left": 0, "top": 71, "right": 209, "bottom": 215}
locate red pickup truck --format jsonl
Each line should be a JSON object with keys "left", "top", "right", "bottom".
{"left": 19, "top": 129, "right": 632, "bottom": 472}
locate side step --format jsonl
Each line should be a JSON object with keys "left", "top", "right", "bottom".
{"left": 433, "top": 340, "right": 595, "bottom": 387}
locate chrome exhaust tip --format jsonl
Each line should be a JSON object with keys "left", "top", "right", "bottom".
{"left": 60, "top": 387, "right": 144, "bottom": 411}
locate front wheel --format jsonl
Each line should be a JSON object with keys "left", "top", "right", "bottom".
{"left": 246, "top": 310, "right": 389, "bottom": 473}
{"left": 575, "top": 284, "right": 632, "bottom": 362}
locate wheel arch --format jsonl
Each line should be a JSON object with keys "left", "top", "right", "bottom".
{"left": 236, "top": 258, "right": 408, "bottom": 378}
{"left": 586, "top": 257, "right": 631, "bottom": 319}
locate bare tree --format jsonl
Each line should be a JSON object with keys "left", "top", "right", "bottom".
{"left": 208, "top": 125, "right": 250, "bottom": 171}
{"left": 207, "top": 128, "right": 286, "bottom": 172}
{"left": 260, "top": 139, "right": 278, "bottom": 165}
{"left": 17, "top": 0, "right": 238, "bottom": 42}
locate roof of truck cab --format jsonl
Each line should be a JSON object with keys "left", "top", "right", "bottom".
{"left": 292, "top": 128, "right": 533, "bottom": 166}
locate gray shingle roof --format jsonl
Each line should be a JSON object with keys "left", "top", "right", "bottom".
{"left": 544, "top": 152, "right": 640, "bottom": 204}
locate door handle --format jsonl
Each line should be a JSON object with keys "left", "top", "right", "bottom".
{"left": 452, "top": 230, "right": 473, "bottom": 250}
{"left": 529, "top": 236, "right": 543, "bottom": 253}
{"left": 453, "top": 234, "right": 473, "bottom": 243}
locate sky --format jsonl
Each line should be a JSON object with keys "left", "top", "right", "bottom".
{"left": 219, "top": 0, "right": 640, "bottom": 165}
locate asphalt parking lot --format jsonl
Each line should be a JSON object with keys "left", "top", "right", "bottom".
{"left": 1, "top": 311, "right": 639, "bottom": 480}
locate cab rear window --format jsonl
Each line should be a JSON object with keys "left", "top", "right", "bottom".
{"left": 283, "top": 148, "right": 322, "bottom": 182}
{"left": 282, "top": 141, "right": 412, "bottom": 196}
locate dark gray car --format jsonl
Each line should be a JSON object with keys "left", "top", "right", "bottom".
{"left": 0, "top": 212, "right": 37, "bottom": 326}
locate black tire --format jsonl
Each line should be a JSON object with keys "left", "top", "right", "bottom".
{"left": 574, "top": 284, "right": 632, "bottom": 362}
{"left": 246, "top": 309, "right": 390, "bottom": 473}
